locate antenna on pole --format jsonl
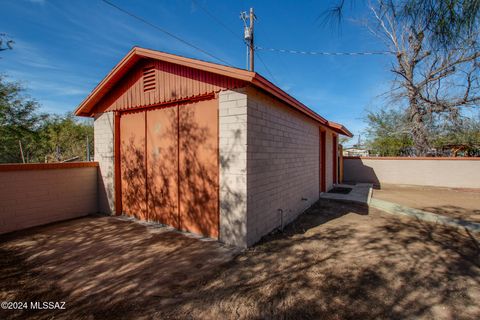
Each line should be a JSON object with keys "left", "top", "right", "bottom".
{"left": 240, "top": 8, "right": 255, "bottom": 71}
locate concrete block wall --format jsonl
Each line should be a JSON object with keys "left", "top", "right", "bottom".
{"left": 218, "top": 89, "right": 248, "bottom": 247}
{"left": 245, "top": 87, "right": 320, "bottom": 246}
{"left": 94, "top": 112, "right": 116, "bottom": 214}
{"left": 0, "top": 164, "right": 98, "bottom": 234}
{"left": 90, "top": 90, "right": 339, "bottom": 247}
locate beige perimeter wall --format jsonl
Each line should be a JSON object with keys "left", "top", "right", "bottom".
{"left": 0, "top": 165, "right": 98, "bottom": 234}
{"left": 344, "top": 158, "right": 480, "bottom": 188}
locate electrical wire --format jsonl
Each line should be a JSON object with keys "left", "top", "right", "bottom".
{"left": 192, "top": 0, "right": 278, "bottom": 82}
{"left": 255, "top": 51, "right": 278, "bottom": 83}
{"left": 100, "top": 0, "right": 234, "bottom": 66}
{"left": 192, "top": 0, "right": 240, "bottom": 39}
{"left": 255, "top": 46, "right": 394, "bottom": 56}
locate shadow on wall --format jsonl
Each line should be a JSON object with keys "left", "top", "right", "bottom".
{"left": 344, "top": 159, "right": 380, "bottom": 188}
{"left": 120, "top": 103, "right": 217, "bottom": 237}
{"left": 120, "top": 100, "right": 245, "bottom": 240}
{"left": 97, "top": 114, "right": 115, "bottom": 215}
{"left": 219, "top": 123, "right": 248, "bottom": 246}
{"left": 98, "top": 165, "right": 114, "bottom": 213}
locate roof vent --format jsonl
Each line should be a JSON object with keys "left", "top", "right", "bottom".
{"left": 143, "top": 66, "right": 156, "bottom": 92}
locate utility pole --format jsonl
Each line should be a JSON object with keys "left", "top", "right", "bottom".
{"left": 248, "top": 8, "right": 255, "bottom": 72}
{"left": 18, "top": 140, "right": 25, "bottom": 163}
{"left": 86, "top": 135, "right": 91, "bottom": 161}
{"left": 240, "top": 8, "right": 255, "bottom": 71}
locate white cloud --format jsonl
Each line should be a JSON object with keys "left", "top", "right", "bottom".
{"left": 5, "top": 39, "right": 59, "bottom": 70}
{"left": 5, "top": 69, "right": 91, "bottom": 97}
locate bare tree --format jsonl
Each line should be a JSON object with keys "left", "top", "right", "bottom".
{"left": 0, "top": 33, "right": 14, "bottom": 52}
{"left": 366, "top": 0, "right": 480, "bottom": 155}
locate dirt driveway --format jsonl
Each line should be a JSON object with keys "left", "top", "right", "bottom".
{"left": 0, "top": 216, "right": 237, "bottom": 320}
{"left": 372, "top": 184, "right": 480, "bottom": 222}
{"left": 1, "top": 200, "right": 479, "bottom": 320}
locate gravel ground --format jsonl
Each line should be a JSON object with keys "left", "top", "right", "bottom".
{"left": 1, "top": 199, "right": 479, "bottom": 320}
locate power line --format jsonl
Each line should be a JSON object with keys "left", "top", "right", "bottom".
{"left": 255, "top": 51, "right": 278, "bottom": 83}
{"left": 255, "top": 46, "right": 394, "bottom": 56}
{"left": 192, "top": 2, "right": 278, "bottom": 82}
{"left": 192, "top": 0, "right": 239, "bottom": 39}
{"left": 100, "top": 0, "right": 233, "bottom": 66}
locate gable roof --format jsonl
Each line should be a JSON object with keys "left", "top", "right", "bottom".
{"left": 75, "top": 47, "right": 352, "bottom": 137}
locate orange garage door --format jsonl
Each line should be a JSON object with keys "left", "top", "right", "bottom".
{"left": 120, "top": 111, "right": 147, "bottom": 220}
{"left": 120, "top": 99, "right": 219, "bottom": 238}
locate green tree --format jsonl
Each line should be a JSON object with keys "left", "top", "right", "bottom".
{"left": 364, "top": 109, "right": 413, "bottom": 156}
{"left": 38, "top": 114, "right": 93, "bottom": 162}
{"left": 431, "top": 115, "right": 480, "bottom": 155}
{"left": 0, "top": 76, "right": 45, "bottom": 163}
{"left": 0, "top": 76, "right": 94, "bottom": 163}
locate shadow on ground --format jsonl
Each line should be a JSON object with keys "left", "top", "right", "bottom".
{"left": 0, "top": 217, "right": 235, "bottom": 320}
{"left": 372, "top": 184, "right": 480, "bottom": 223}
{"left": 421, "top": 205, "right": 480, "bottom": 223}
{"left": 1, "top": 199, "right": 479, "bottom": 319}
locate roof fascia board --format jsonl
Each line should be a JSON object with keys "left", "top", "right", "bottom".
{"left": 135, "top": 48, "right": 255, "bottom": 82}
{"left": 74, "top": 47, "right": 353, "bottom": 137}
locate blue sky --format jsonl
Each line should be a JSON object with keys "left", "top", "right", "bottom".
{"left": 1, "top": 0, "right": 395, "bottom": 143}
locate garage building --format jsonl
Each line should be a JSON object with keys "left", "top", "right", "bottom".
{"left": 75, "top": 47, "right": 352, "bottom": 247}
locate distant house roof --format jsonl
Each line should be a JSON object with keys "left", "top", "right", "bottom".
{"left": 75, "top": 47, "right": 352, "bottom": 137}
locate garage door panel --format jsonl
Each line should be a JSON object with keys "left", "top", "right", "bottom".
{"left": 179, "top": 99, "right": 219, "bottom": 238}
{"left": 119, "top": 99, "right": 219, "bottom": 238}
{"left": 120, "top": 111, "right": 147, "bottom": 220}
{"left": 146, "top": 106, "right": 179, "bottom": 228}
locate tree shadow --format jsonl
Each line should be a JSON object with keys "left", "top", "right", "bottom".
{"left": 0, "top": 216, "right": 236, "bottom": 320}
{"left": 421, "top": 205, "right": 480, "bottom": 223}
{"left": 0, "top": 199, "right": 479, "bottom": 319}
{"left": 155, "top": 199, "right": 480, "bottom": 319}
{"left": 120, "top": 99, "right": 219, "bottom": 238}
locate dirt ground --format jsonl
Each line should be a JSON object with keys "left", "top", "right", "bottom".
{"left": 1, "top": 200, "right": 479, "bottom": 320}
{"left": 372, "top": 184, "right": 480, "bottom": 222}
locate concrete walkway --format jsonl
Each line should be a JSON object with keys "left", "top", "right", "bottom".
{"left": 320, "top": 183, "right": 373, "bottom": 205}
{"left": 370, "top": 198, "right": 480, "bottom": 233}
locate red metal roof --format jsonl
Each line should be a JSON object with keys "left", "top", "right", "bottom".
{"left": 75, "top": 47, "right": 353, "bottom": 137}
{"left": 327, "top": 121, "right": 353, "bottom": 137}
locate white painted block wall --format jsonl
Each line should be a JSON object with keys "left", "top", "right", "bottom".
{"left": 94, "top": 112, "right": 115, "bottom": 214}
{"left": 218, "top": 89, "right": 249, "bottom": 247}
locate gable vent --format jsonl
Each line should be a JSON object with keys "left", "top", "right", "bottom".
{"left": 143, "top": 66, "right": 156, "bottom": 92}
